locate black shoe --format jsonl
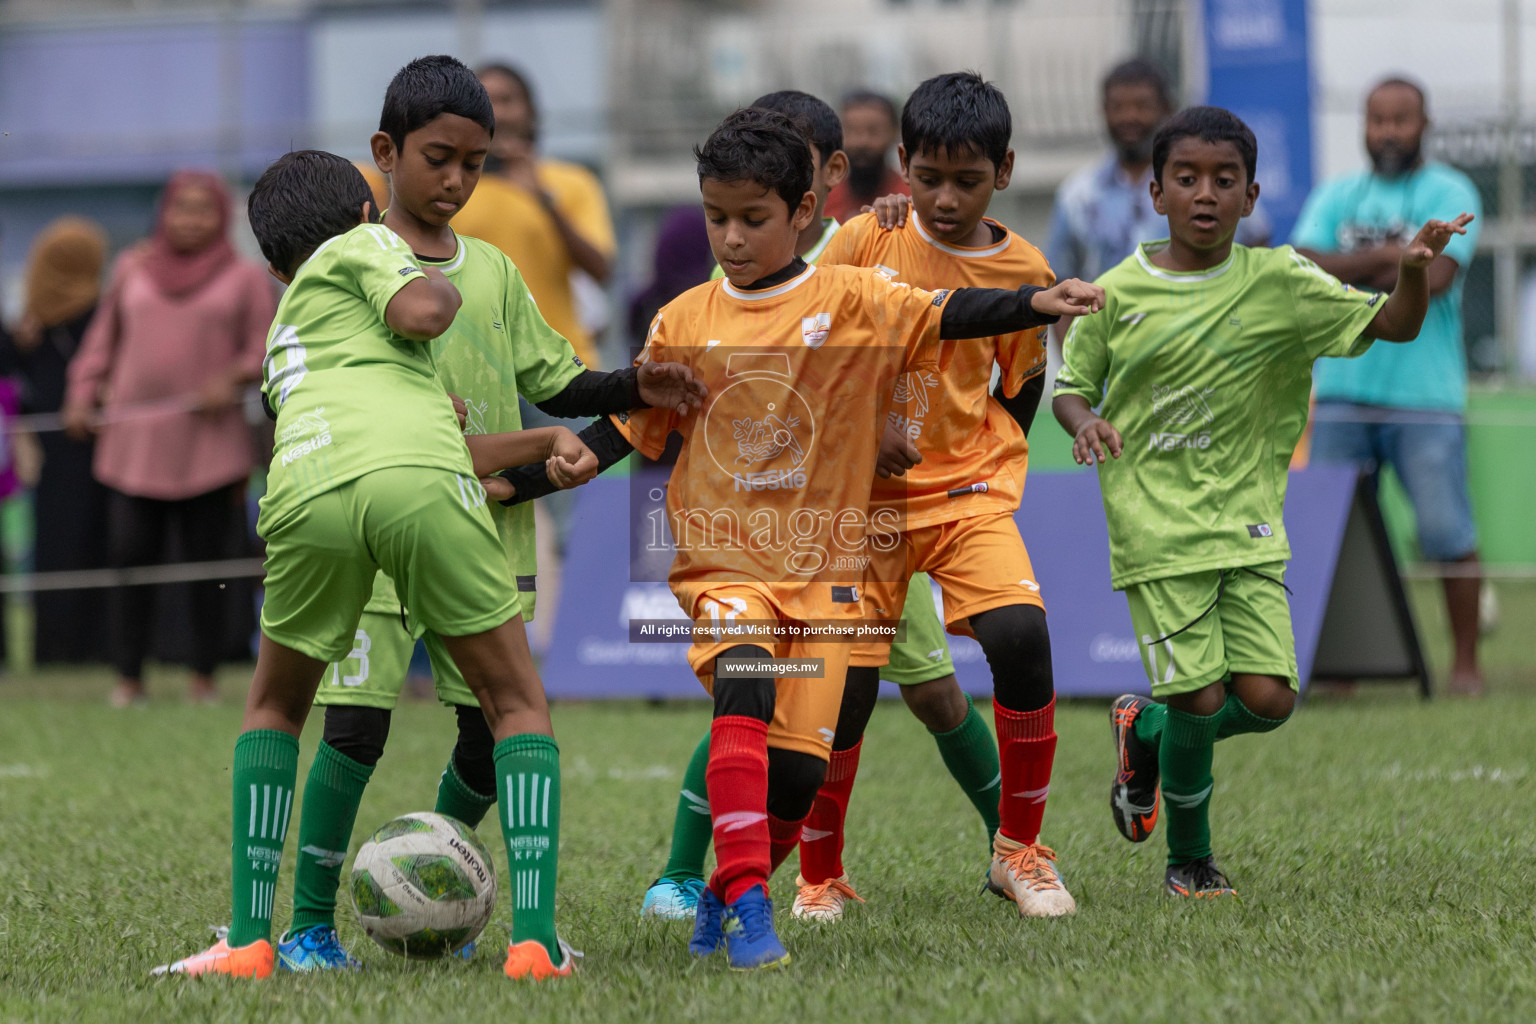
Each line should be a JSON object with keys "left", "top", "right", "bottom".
{"left": 1164, "top": 856, "right": 1236, "bottom": 898}
{"left": 1110, "top": 695, "right": 1160, "bottom": 842}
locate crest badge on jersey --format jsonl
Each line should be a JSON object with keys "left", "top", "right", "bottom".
{"left": 801, "top": 313, "right": 831, "bottom": 348}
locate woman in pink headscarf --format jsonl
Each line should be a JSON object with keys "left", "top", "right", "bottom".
{"left": 64, "top": 170, "right": 275, "bottom": 707}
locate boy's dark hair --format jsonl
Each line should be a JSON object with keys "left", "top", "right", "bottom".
{"left": 751, "top": 90, "right": 842, "bottom": 166}
{"left": 1151, "top": 106, "right": 1258, "bottom": 185}
{"left": 841, "top": 89, "right": 900, "bottom": 126}
{"left": 379, "top": 54, "right": 495, "bottom": 151}
{"left": 1102, "top": 57, "right": 1174, "bottom": 110}
{"left": 248, "top": 150, "right": 375, "bottom": 277}
{"left": 901, "top": 71, "right": 1011, "bottom": 169}
{"left": 694, "top": 107, "right": 814, "bottom": 211}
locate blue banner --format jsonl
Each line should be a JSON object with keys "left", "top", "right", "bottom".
{"left": 1202, "top": 0, "right": 1314, "bottom": 242}
{"left": 540, "top": 466, "right": 1357, "bottom": 700}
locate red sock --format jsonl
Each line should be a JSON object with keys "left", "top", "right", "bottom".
{"left": 994, "top": 698, "right": 1057, "bottom": 846}
{"left": 768, "top": 813, "right": 803, "bottom": 876}
{"left": 797, "top": 741, "right": 861, "bottom": 884}
{"left": 706, "top": 716, "right": 771, "bottom": 904}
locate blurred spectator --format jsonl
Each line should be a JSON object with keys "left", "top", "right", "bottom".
{"left": 825, "top": 90, "right": 906, "bottom": 223}
{"left": 626, "top": 206, "right": 715, "bottom": 346}
{"left": 455, "top": 62, "right": 616, "bottom": 369}
{"left": 7, "top": 217, "right": 112, "bottom": 663}
{"left": 63, "top": 171, "right": 273, "bottom": 706}
{"left": 1047, "top": 58, "right": 1271, "bottom": 286}
{"left": 1292, "top": 78, "right": 1485, "bottom": 696}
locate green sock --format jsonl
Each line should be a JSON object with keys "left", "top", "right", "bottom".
{"left": 494, "top": 733, "right": 561, "bottom": 960}
{"left": 1159, "top": 708, "right": 1221, "bottom": 866}
{"left": 229, "top": 729, "right": 299, "bottom": 947}
{"left": 435, "top": 755, "right": 497, "bottom": 829}
{"left": 288, "top": 741, "right": 373, "bottom": 936}
{"left": 1132, "top": 702, "right": 1166, "bottom": 748}
{"left": 930, "top": 694, "right": 1001, "bottom": 845}
{"left": 660, "top": 731, "right": 712, "bottom": 882}
{"left": 1216, "top": 692, "right": 1291, "bottom": 740}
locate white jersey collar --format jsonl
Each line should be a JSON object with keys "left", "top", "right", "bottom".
{"left": 912, "top": 212, "right": 1012, "bottom": 259}
{"left": 721, "top": 262, "right": 818, "bottom": 301}
{"left": 1134, "top": 241, "right": 1236, "bottom": 283}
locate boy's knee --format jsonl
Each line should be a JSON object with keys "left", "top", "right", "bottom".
{"left": 322, "top": 705, "right": 393, "bottom": 767}
{"left": 969, "top": 604, "right": 1054, "bottom": 713}
{"left": 765, "top": 747, "right": 827, "bottom": 822}
{"left": 1228, "top": 674, "right": 1295, "bottom": 722}
{"left": 451, "top": 704, "right": 497, "bottom": 796}
{"left": 900, "top": 676, "right": 967, "bottom": 732}
{"left": 713, "top": 645, "right": 775, "bottom": 724}
{"left": 832, "top": 667, "right": 880, "bottom": 750}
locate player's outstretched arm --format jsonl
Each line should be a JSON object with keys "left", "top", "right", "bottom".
{"left": 465, "top": 425, "right": 596, "bottom": 484}
{"left": 939, "top": 280, "right": 1103, "bottom": 340}
{"left": 385, "top": 266, "right": 462, "bottom": 341}
{"left": 1364, "top": 213, "right": 1474, "bottom": 343}
{"left": 495, "top": 416, "right": 637, "bottom": 506}
{"left": 1052, "top": 393, "right": 1122, "bottom": 465}
{"left": 534, "top": 361, "right": 706, "bottom": 419}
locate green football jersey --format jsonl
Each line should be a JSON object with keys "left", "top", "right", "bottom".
{"left": 364, "top": 231, "right": 584, "bottom": 621}
{"left": 259, "top": 223, "right": 469, "bottom": 533}
{"left": 1054, "top": 242, "right": 1384, "bottom": 589}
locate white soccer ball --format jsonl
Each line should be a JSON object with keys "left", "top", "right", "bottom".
{"left": 350, "top": 811, "right": 497, "bottom": 959}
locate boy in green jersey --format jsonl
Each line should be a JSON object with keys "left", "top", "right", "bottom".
{"left": 268, "top": 57, "right": 703, "bottom": 974}
{"left": 150, "top": 145, "right": 599, "bottom": 982}
{"left": 1052, "top": 106, "right": 1472, "bottom": 897}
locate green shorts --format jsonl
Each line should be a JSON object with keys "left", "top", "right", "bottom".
{"left": 1124, "top": 562, "right": 1298, "bottom": 698}
{"left": 882, "top": 573, "right": 956, "bottom": 687}
{"left": 260, "top": 465, "right": 521, "bottom": 663}
{"left": 311, "top": 608, "right": 483, "bottom": 709}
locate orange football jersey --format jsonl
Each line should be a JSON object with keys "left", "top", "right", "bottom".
{"left": 819, "top": 211, "right": 1054, "bottom": 530}
{"left": 613, "top": 262, "right": 953, "bottom": 622}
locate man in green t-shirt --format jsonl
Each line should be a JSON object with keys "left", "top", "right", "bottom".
{"left": 1052, "top": 106, "right": 1471, "bottom": 898}
{"left": 151, "top": 145, "right": 603, "bottom": 982}
{"left": 273, "top": 57, "right": 703, "bottom": 976}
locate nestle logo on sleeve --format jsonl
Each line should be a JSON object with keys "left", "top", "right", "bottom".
{"left": 1247, "top": 523, "right": 1273, "bottom": 538}
{"left": 398, "top": 267, "right": 417, "bottom": 276}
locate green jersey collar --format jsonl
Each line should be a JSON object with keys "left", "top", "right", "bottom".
{"left": 803, "top": 216, "right": 840, "bottom": 263}
{"left": 415, "top": 231, "right": 467, "bottom": 274}
{"left": 1134, "top": 240, "right": 1236, "bottom": 283}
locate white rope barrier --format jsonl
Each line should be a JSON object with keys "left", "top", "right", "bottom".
{"left": 0, "top": 558, "right": 266, "bottom": 595}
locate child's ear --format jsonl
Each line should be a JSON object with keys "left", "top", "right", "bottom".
{"left": 791, "top": 190, "right": 818, "bottom": 233}
{"left": 370, "top": 131, "right": 397, "bottom": 175}
{"left": 1149, "top": 178, "right": 1167, "bottom": 217}
{"left": 823, "top": 150, "right": 850, "bottom": 192}
{"left": 1242, "top": 180, "right": 1261, "bottom": 218}
{"left": 993, "top": 148, "right": 1015, "bottom": 192}
{"left": 897, "top": 144, "right": 909, "bottom": 179}
{"left": 359, "top": 200, "right": 376, "bottom": 225}
{"left": 267, "top": 262, "right": 293, "bottom": 286}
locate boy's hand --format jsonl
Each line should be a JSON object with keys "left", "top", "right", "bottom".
{"left": 637, "top": 361, "right": 709, "bottom": 415}
{"left": 1073, "top": 417, "right": 1123, "bottom": 465}
{"left": 449, "top": 392, "right": 468, "bottom": 430}
{"left": 545, "top": 426, "right": 598, "bottom": 489}
{"left": 876, "top": 419, "right": 922, "bottom": 478}
{"left": 1031, "top": 279, "right": 1105, "bottom": 317}
{"left": 480, "top": 475, "right": 515, "bottom": 501}
{"left": 62, "top": 399, "right": 96, "bottom": 441}
{"left": 865, "top": 193, "right": 911, "bottom": 230}
{"left": 1401, "top": 213, "right": 1475, "bottom": 268}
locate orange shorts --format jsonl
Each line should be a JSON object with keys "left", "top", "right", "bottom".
{"left": 680, "top": 583, "right": 851, "bottom": 762}
{"left": 852, "top": 512, "right": 1045, "bottom": 667}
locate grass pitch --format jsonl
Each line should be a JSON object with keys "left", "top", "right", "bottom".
{"left": 2, "top": 585, "right": 1534, "bottom": 1023}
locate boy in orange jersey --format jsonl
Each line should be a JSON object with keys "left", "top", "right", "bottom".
{"left": 789, "top": 71, "right": 1073, "bottom": 923}
{"left": 514, "top": 107, "right": 1101, "bottom": 968}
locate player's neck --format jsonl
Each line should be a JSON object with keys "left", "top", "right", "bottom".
{"left": 1152, "top": 233, "right": 1234, "bottom": 273}
{"left": 794, "top": 211, "right": 828, "bottom": 257}
{"left": 382, "top": 205, "right": 458, "bottom": 260}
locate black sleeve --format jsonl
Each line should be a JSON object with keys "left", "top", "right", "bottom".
{"left": 532, "top": 367, "right": 643, "bottom": 418}
{"left": 938, "top": 285, "right": 1058, "bottom": 340}
{"left": 497, "top": 415, "right": 636, "bottom": 507}
{"left": 993, "top": 369, "right": 1046, "bottom": 438}
{"left": 261, "top": 390, "right": 277, "bottom": 421}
